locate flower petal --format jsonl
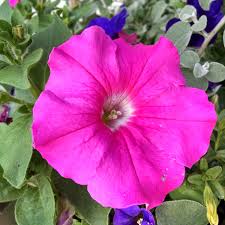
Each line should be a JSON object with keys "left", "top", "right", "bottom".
{"left": 87, "top": 8, "right": 128, "bottom": 38}
{"left": 114, "top": 37, "right": 185, "bottom": 101}
{"left": 141, "top": 209, "right": 155, "bottom": 225}
{"left": 8, "top": 0, "right": 20, "bottom": 7}
{"left": 88, "top": 126, "right": 185, "bottom": 208}
{"left": 133, "top": 86, "right": 217, "bottom": 168}
{"left": 32, "top": 91, "right": 110, "bottom": 184}
{"left": 47, "top": 26, "right": 119, "bottom": 98}
{"left": 113, "top": 206, "right": 140, "bottom": 225}
{"left": 206, "top": 12, "right": 224, "bottom": 32}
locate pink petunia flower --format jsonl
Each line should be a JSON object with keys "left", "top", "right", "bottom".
{"left": 8, "top": 0, "right": 20, "bottom": 7}
{"left": 32, "top": 26, "right": 217, "bottom": 208}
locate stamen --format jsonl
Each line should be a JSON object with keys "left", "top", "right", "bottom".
{"left": 107, "top": 109, "right": 123, "bottom": 120}
{"left": 137, "top": 218, "right": 143, "bottom": 225}
{"left": 102, "top": 93, "right": 134, "bottom": 131}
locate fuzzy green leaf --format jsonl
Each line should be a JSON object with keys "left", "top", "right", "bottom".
{"left": 205, "top": 62, "right": 225, "bottom": 83}
{"left": 0, "top": 49, "right": 43, "bottom": 89}
{"left": 166, "top": 21, "right": 193, "bottom": 54}
{"left": 0, "top": 174, "right": 25, "bottom": 202}
{"left": 215, "top": 118, "right": 225, "bottom": 150}
{"left": 0, "top": 115, "right": 32, "bottom": 187}
{"left": 156, "top": 200, "right": 208, "bottom": 225}
{"left": 170, "top": 182, "right": 204, "bottom": 204}
{"left": 181, "top": 50, "right": 200, "bottom": 69}
{"left": 28, "top": 15, "right": 71, "bottom": 91}
{"left": 192, "top": 15, "right": 207, "bottom": 32}
{"left": 199, "top": 0, "right": 214, "bottom": 10}
{"left": 151, "top": 1, "right": 167, "bottom": 23}
{"left": 0, "top": 1, "right": 13, "bottom": 23}
{"left": 15, "top": 176, "right": 55, "bottom": 225}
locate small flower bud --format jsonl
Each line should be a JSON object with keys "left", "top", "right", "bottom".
{"left": 12, "top": 25, "right": 25, "bottom": 40}
{"left": 204, "top": 184, "right": 219, "bottom": 225}
{"left": 200, "top": 158, "right": 208, "bottom": 171}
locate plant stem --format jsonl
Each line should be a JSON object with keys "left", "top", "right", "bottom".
{"left": 198, "top": 15, "right": 225, "bottom": 56}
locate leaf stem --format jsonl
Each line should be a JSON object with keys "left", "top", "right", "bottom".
{"left": 198, "top": 15, "right": 225, "bottom": 56}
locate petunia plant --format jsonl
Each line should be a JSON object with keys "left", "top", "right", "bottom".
{"left": 0, "top": 0, "right": 225, "bottom": 225}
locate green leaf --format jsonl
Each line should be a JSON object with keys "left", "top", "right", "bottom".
{"left": 218, "top": 109, "right": 225, "bottom": 121}
{"left": 73, "top": 221, "right": 82, "bottom": 225}
{"left": 156, "top": 200, "right": 208, "bottom": 225}
{"left": 170, "top": 182, "right": 204, "bottom": 204}
{"left": 0, "top": 91, "right": 27, "bottom": 104}
{"left": 166, "top": 21, "right": 193, "bottom": 54}
{"left": 179, "top": 5, "right": 196, "bottom": 22}
{"left": 53, "top": 173, "right": 110, "bottom": 225}
{"left": 188, "top": 174, "right": 204, "bottom": 186}
{"left": 37, "top": 14, "right": 53, "bottom": 31}
{"left": 15, "top": 176, "right": 55, "bottom": 225}
{"left": 200, "top": 158, "right": 208, "bottom": 171}
{"left": 205, "top": 166, "right": 222, "bottom": 180}
{"left": 14, "top": 88, "right": 35, "bottom": 104}
{"left": 215, "top": 118, "right": 225, "bottom": 150}
{"left": 0, "top": 65, "right": 28, "bottom": 89}
{"left": 0, "top": 49, "right": 43, "bottom": 89}
{"left": 181, "top": 50, "right": 200, "bottom": 69}
{"left": 193, "top": 62, "right": 209, "bottom": 78}
{"left": 151, "top": 1, "right": 167, "bottom": 23}
{"left": 28, "top": 15, "right": 71, "bottom": 91}
{"left": 182, "top": 68, "right": 208, "bottom": 90}
{"left": 199, "top": 0, "right": 214, "bottom": 10}
{"left": 0, "top": 115, "right": 32, "bottom": 187}
{"left": 216, "top": 150, "right": 225, "bottom": 161}
{"left": 192, "top": 15, "right": 207, "bottom": 32}
{"left": 0, "top": 31, "right": 13, "bottom": 44}
{"left": 29, "top": 15, "right": 71, "bottom": 63}
{"left": 11, "top": 8, "right": 25, "bottom": 26}
{"left": 0, "top": 20, "right": 12, "bottom": 34}
{"left": 209, "top": 181, "right": 225, "bottom": 199}
{"left": 23, "top": 49, "right": 43, "bottom": 68}
{"left": 0, "top": 1, "right": 13, "bottom": 23}
{"left": 205, "top": 62, "right": 225, "bottom": 82}
{"left": 70, "top": 1, "right": 98, "bottom": 20}
{"left": 0, "top": 175, "right": 25, "bottom": 202}
{"left": 223, "top": 29, "right": 225, "bottom": 48}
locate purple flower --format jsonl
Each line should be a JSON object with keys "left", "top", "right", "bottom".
{"left": 166, "top": 0, "right": 224, "bottom": 47}
{"left": 113, "top": 206, "right": 155, "bottom": 225}
{"left": 0, "top": 105, "right": 9, "bottom": 123}
{"left": 87, "top": 7, "right": 128, "bottom": 39}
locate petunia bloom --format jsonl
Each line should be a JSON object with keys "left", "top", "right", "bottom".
{"left": 113, "top": 206, "right": 155, "bottom": 225}
{"left": 32, "top": 26, "right": 217, "bottom": 208}
{"left": 0, "top": 105, "right": 9, "bottom": 123}
{"left": 8, "top": 0, "right": 20, "bottom": 8}
{"left": 87, "top": 7, "right": 128, "bottom": 39}
{"left": 166, "top": 0, "right": 224, "bottom": 47}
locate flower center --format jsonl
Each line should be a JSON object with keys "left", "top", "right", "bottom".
{"left": 103, "top": 109, "right": 122, "bottom": 121}
{"left": 102, "top": 94, "right": 133, "bottom": 131}
{"left": 137, "top": 218, "right": 143, "bottom": 225}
